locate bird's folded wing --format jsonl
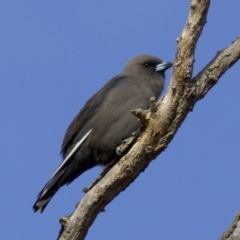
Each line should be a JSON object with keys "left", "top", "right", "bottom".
{"left": 51, "top": 129, "right": 92, "bottom": 178}
{"left": 61, "top": 76, "right": 127, "bottom": 156}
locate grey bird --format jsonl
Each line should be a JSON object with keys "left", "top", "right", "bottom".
{"left": 33, "top": 54, "right": 172, "bottom": 212}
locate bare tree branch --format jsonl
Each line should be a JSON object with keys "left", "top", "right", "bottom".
{"left": 57, "top": 1, "right": 240, "bottom": 239}
{"left": 219, "top": 212, "right": 240, "bottom": 240}
{"left": 193, "top": 36, "right": 240, "bottom": 101}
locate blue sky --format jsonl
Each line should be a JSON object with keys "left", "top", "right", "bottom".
{"left": 1, "top": 1, "right": 240, "bottom": 239}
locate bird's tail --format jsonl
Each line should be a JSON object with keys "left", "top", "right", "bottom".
{"left": 33, "top": 130, "right": 93, "bottom": 213}
{"left": 33, "top": 170, "right": 64, "bottom": 213}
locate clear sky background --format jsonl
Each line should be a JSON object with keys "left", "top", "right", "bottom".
{"left": 1, "top": 1, "right": 240, "bottom": 240}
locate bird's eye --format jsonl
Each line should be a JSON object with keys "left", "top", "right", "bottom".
{"left": 144, "top": 63, "right": 149, "bottom": 68}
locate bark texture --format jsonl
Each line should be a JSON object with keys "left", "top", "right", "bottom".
{"left": 57, "top": 1, "right": 240, "bottom": 239}
{"left": 220, "top": 212, "right": 240, "bottom": 240}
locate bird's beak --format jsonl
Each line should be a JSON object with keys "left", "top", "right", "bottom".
{"left": 155, "top": 62, "right": 173, "bottom": 72}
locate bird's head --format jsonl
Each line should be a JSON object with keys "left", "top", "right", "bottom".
{"left": 124, "top": 54, "right": 173, "bottom": 96}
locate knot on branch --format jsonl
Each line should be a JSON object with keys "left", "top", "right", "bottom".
{"left": 132, "top": 108, "right": 148, "bottom": 125}
{"left": 190, "top": 0, "right": 197, "bottom": 9}
{"left": 59, "top": 216, "right": 70, "bottom": 227}
{"left": 58, "top": 216, "right": 70, "bottom": 239}
{"left": 207, "top": 74, "right": 218, "bottom": 83}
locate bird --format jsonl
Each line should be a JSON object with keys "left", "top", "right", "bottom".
{"left": 33, "top": 54, "right": 172, "bottom": 213}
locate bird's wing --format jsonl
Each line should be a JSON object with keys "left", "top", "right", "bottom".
{"left": 61, "top": 75, "right": 127, "bottom": 157}
{"left": 51, "top": 129, "right": 92, "bottom": 179}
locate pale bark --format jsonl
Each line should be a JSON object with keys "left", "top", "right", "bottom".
{"left": 220, "top": 212, "right": 240, "bottom": 240}
{"left": 57, "top": 1, "right": 240, "bottom": 239}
